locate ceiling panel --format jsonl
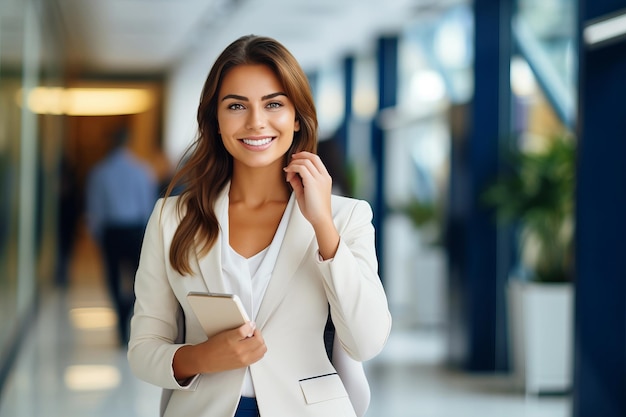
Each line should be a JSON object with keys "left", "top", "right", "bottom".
{"left": 46, "top": 0, "right": 464, "bottom": 75}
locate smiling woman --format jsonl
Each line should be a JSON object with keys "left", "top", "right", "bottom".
{"left": 127, "top": 35, "right": 392, "bottom": 417}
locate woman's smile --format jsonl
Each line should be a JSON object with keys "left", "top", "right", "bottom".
{"left": 241, "top": 136, "right": 275, "bottom": 149}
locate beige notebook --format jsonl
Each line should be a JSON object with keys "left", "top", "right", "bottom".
{"left": 187, "top": 292, "right": 250, "bottom": 338}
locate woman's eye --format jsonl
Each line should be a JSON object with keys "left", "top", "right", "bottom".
{"left": 228, "top": 103, "right": 245, "bottom": 110}
{"left": 266, "top": 102, "right": 282, "bottom": 109}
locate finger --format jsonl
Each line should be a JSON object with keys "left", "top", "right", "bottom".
{"left": 291, "top": 152, "right": 329, "bottom": 176}
{"left": 251, "top": 328, "right": 264, "bottom": 343}
{"left": 239, "top": 328, "right": 265, "bottom": 350}
{"left": 242, "top": 335, "right": 267, "bottom": 364}
{"left": 248, "top": 329, "right": 267, "bottom": 353}
{"left": 246, "top": 322, "right": 256, "bottom": 338}
{"left": 290, "top": 151, "right": 315, "bottom": 159}
{"left": 284, "top": 169, "right": 304, "bottom": 194}
{"left": 290, "top": 153, "right": 323, "bottom": 175}
{"left": 286, "top": 159, "right": 318, "bottom": 182}
{"left": 236, "top": 322, "right": 256, "bottom": 339}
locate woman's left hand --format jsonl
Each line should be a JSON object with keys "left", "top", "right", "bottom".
{"left": 284, "top": 151, "right": 333, "bottom": 226}
{"left": 284, "top": 152, "right": 340, "bottom": 260}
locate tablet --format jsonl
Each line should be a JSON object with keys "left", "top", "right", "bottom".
{"left": 187, "top": 292, "right": 250, "bottom": 338}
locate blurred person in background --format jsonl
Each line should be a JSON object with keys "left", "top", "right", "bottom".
{"left": 127, "top": 35, "right": 391, "bottom": 417}
{"left": 55, "top": 154, "right": 82, "bottom": 288}
{"left": 86, "top": 127, "right": 158, "bottom": 345}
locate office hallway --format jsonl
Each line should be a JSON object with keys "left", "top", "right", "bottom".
{"left": 0, "top": 230, "right": 570, "bottom": 417}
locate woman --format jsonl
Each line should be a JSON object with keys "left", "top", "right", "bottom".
{"left": 128, "top": 35, "right": 391, "bottom": 417}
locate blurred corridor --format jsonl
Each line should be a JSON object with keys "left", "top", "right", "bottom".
{"left": 2, "top": 0, "right": 626, "bottom": 416}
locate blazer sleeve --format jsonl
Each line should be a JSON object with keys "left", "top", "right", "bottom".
{"left": 316, "top": 199, "right": 392, "bottom": 361}
{"left": 127, "top": 198, "right": 199, "bottom": 391}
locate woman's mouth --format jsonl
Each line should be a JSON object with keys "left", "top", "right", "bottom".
{"left": 241, "top": 137, "right": 274, "bottom": 147}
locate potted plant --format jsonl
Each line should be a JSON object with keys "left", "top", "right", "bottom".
{"left": 387, "top": 197, "right": 446, "bottom": 326}
{"left": 400, "top": 198, "right": 441, "bottom": 246}
{"left": 482, "top": 132, "right": 575, "bottom": 394}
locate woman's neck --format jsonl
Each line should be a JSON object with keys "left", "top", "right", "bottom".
{"left": 229, "top": 166, "right": 289, "bottom": 207}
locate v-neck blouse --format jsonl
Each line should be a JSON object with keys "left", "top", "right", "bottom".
{"left": 219, "top": 192, "right": 295, "bottom": 398}
{"left": 219, "top": 191, "right": 296, "bottom": 323}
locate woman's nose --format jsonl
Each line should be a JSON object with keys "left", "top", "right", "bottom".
{"left": 246, "top": 107, "right": 265, "bottom": 130}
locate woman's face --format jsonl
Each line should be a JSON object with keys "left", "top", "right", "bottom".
{"left": 217, "top": 64, "right": 300, "bottom": 172}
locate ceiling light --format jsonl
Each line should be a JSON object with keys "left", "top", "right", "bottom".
{"left": 584, "top": 11, "right": 626, "bottom": 47}
{"left": 410, "top": 70, "right": 446, "bottom": 103}
{"left": 69, "top": 307, "right": 117, "bottom": 330}
{"left": 64, "top": 365, "right": 121, "bottom": 391}
{"left": 18, "top": 87, "right": 154, "bottom": 115}
{"left": 65, "top": 88, "right": 153, "bottom": 115}
{"left": 511, "top": 57, "right": 537, "bottom": 97}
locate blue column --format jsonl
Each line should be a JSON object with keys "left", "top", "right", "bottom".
{"left": 573, "top": 2, "right": 626, "bottom": 416}
{"left": 446, "top": 0, "right": 512, "bottom": 371}
{"left": 372, "top": 36, "right": 398, "bottom": 282}
{"left": 338, "top": 56, "right": 354, "bottom": 159}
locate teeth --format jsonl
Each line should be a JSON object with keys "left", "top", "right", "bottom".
{"left": 243, "top": 137, "right": 272, "bottom": 146}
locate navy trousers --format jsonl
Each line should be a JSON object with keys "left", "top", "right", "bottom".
{"left": 101, "top": 224, "right": 145, "bottom": 344}
{"left": 234, "top": 397, "right": 259, "bottom": 417}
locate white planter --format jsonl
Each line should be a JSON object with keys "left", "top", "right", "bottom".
{"left": 508, "top": 280, "right": 574, "bottom": 394}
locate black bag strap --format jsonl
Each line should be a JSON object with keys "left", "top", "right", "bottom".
{"left": 323, "top": 305, "right": 335, "bottom": 362}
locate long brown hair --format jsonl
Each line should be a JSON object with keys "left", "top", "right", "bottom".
{"left": 164, "top": 35, "right": 318, "bottom": 275}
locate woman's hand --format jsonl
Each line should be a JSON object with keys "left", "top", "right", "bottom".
{"left": 173, "top": 322, "right": 266, "bottom": 380}
{"left": 284, "top": 152, "right": 340, "bottom": 259}
{"left": 284, "top": 152, "right": 333, "bottom": 225}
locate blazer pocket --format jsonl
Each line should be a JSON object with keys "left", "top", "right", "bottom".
{"left": 299, "top": 373, "right": 349, "bottom": 404}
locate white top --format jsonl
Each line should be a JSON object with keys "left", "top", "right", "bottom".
{"left": 219, "top": 191, "right": 296, "bottom": 397}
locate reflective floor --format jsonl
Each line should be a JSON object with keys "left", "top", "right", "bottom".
{"left": 0, "top": 232, "right": 570, "bottom": 417}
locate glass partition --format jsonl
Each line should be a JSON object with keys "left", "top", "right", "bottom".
{"left": 0, "top": 0, "right": 65, "bottom": 371}
{"left": 382, "top": 3, "right": 473, "bottom": 327}
{"left": 514, "top": 0, "right": 577, "bottom": 127}
{"left": 0, "top": 0, "right": 28, "bottom": 361}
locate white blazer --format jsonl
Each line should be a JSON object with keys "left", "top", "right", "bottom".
{"left": 128, "top": 188, "right": 392, "bottom": 417}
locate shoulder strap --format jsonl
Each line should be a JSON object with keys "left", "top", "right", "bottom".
{"left": 323, "top": 306, "right": 335, "bottom": 361}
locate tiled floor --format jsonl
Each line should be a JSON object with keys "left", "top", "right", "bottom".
{"left": 0, "top": 233, "right": 571, "bottom": 417}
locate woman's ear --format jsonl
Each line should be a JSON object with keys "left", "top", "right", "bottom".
{"left": 294, "top": 118, "right": 300, "bottom": 132}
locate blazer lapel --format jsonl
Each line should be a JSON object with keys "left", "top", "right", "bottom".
{"left": 255, "top": 200, "right": 315, "bottom": 328}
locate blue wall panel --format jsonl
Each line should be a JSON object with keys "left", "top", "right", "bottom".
{"left": 574, "top": 2, "right": 626, "bottom": 414}
{"left": 371, "top": 36, "right": 398, "bottom": 281}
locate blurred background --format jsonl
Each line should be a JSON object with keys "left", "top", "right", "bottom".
{"left": 0, "top": 0, "right": 624, "bottom": 416}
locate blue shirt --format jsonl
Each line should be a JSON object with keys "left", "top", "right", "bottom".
{"left": 86, "top": 148, "right": 158, "bottom": 240}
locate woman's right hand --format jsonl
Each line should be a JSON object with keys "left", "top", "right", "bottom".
{"left": 172, "top": 322, "right": 266, "bottom": 381}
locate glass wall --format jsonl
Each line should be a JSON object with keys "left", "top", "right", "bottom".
{"left": 0, "top": 0, "right": 65, "bottom": 369}
{"left": 382, "top": 3, "right": 473, "bottom": 327}
{"left": 513, "top": 0, "right": 577, "bottom": 128}
{"left": 501, "top": 0, "right": 577, "bottom": 394}
{"left": 347, "top": 52, "right": 377, "bottom": 202}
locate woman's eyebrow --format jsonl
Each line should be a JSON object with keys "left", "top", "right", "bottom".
{"left": 262, "top": 92, "right": 287, "bottom": 100}
{"left": 221, "top": 92, "right": 287, "bottom": 101}
{"left": 221, "top": 94, "right": 247, "bottom": 101}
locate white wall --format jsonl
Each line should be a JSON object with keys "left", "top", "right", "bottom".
{"left": 163, "top": 49, "right": 210, "bottom": 165}
{"left": 163, "top": 36, "right": 235, "bottom": 165}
